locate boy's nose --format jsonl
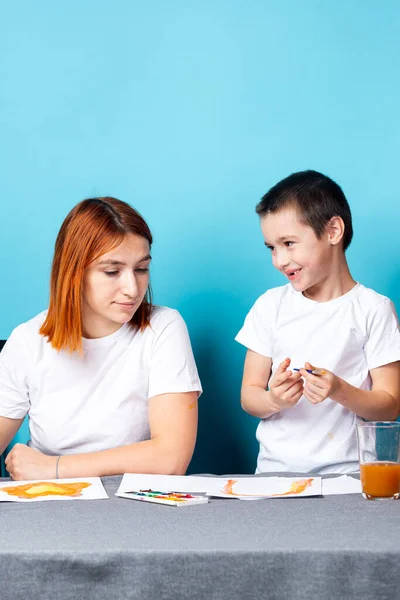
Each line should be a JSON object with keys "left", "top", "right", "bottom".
{"left": 275, "top": 251, "right": 290, "bottom": 270}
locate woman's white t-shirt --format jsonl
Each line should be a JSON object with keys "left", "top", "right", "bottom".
{"left": 0, "top": 307, "right": 202, "bottom": 455}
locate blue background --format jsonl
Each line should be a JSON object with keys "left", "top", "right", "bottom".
{"left": 1, "top": 1, "right": 399, "bottom": 474}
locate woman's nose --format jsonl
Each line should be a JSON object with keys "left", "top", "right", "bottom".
{"left": 121, "top": 273, "right": 138, "bottom": 297}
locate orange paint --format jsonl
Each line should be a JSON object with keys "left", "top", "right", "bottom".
{"left": 222, "top": 479, "right": 239, "bottom": 495}
{"left": 222, "top": 478, "right": 314, "bottom": 497}
{"left": 271, "top": 478, "right": 313, "bottom": 496}
{"left": 360, "top": 462, "right": 400, "bottom": 498}
{"left": 2, "top": 481, "right": 91, "bottom": 499}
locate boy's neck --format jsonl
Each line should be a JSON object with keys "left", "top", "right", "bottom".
{"left": 302, "top": 256, "right": 357, "bottom": 303}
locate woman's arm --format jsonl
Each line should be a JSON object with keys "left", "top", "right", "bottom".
{"left": 0, "top": 416, "right": 24, "bottom": 456}
{"left": 5, "top": 391, "right": 198, "bottom": 480}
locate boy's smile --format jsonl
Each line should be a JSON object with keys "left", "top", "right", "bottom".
{"left": 260, "top": 206, "right": 342, "bottom": 300}
{"left": 285, "top": 268, "right": 302, "bottom": 281}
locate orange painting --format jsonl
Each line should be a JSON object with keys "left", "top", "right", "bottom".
{"left": 222, "top": 478, "right": 314, "bottom": 497}
{"left": 271, "top": 478, "right": 314, "bottom": 496}
{"left": 1, "top": 481, "right": 92, "bottom": 499}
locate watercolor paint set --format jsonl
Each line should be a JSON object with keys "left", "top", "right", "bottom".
{"left": 115, "top": 489, "right": 209, "bottom": 507}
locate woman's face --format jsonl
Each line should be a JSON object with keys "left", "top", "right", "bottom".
{"left": 82, "top": 233, "right": 151, "bottom": 339}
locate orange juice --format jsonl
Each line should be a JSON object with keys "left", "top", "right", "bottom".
{"left": 360, "top": 462, "right": 400, "bottom": 498}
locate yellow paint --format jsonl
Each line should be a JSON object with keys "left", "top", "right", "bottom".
{"left": 1, "top": 481, "right": 91, "bottom": 499}
{"left": 26, "top": 484, "right": 62, "bottom": 495}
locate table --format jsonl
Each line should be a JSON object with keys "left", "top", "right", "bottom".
{"left": 0, "top": 474, "right": 399, "bottom": 600}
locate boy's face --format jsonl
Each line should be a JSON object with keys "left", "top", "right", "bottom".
{"left": 261, "top": 206, "right": 334, "bottom": 296}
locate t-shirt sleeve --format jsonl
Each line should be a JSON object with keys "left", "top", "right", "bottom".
{"left": 235, "top": 294, "right": 274, "bottom": 358}
{"left": 0, "top": 325, "right": 31, "bottom": 419}
{"left": 365, "top": 299, "right": 400, "bottom": 371}
{"left": 148, "top": 312, "right": 202, "bottom": 399}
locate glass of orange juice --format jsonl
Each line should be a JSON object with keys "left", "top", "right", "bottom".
{"left": 356, "top": 421, "right": 400, "bottom": 500}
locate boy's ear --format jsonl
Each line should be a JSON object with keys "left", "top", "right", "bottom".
{"left": 327, "top": 216, "right": 345, "bottom": 246}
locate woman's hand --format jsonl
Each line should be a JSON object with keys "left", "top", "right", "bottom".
{"left": 5, "top": 444, "right": 57, "bottom": 480}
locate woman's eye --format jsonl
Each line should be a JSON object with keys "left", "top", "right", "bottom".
{"left": 104, "top": 271, "right": 119, "bottom": 277}
{"left": 136, "top": 268, "right": 149, "bottom": 273}
{"left": 285, "top": 241, "right": 294, "bottom": 247}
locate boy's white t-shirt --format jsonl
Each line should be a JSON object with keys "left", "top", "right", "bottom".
{"left": 236, "top": 283, "right": 400, "bottom": 474}
{"left": 0, "top": 307, "right": 202, "bottom": 456}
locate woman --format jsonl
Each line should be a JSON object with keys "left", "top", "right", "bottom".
{"left": 0, "top": 197, "right": 201, "bottom": 480}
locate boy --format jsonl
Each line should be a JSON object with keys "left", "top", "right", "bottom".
{"left": 236, "top": 170, "right": 400, "bottom": 474}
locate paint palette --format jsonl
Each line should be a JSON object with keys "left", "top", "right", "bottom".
{"left": 115, "top": 489, "right": 209, "bottom": 506}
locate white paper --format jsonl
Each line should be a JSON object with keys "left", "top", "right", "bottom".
{"left": 321, "top": 475, "right": 361, "bottom": 495}
{"left": 118, "top": 473, "right": 361, "bottom": 500}
{"left": 0, "top": 477, "right": 108, "bottom": 502}
{"left": 118, "top": 473, "right": 212, "bottom": 495}
{"left": 206, "top": 476, "right": 322, "bottom": 499}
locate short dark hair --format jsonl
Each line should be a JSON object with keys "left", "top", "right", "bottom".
{"left": 256, "top": 170, "right": 353, "bottom": 250}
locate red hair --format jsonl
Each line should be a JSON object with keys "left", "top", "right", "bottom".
{"left": 40, "top": 197, "right": 153, "bottom": 353}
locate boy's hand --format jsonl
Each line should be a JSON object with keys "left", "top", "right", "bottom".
{"left": 300, "top": 362, "right": 339, "bottom": 404}
{"left": 269, "top": 358, "right": 304, "bottom": 411}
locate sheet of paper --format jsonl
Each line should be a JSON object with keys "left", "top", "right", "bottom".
{"left": 118, "top": 474, "right": 361, "bottom": 499}
{"left": 0, "top": 477, "right": 108, "bottom": 502}
{"left": 206, "top": 476, "right": 322, "bottom": 499}
{"left": 321, "top": 475, "right": 361, "bottom": 495}
{"left": 118, "top": 473, "right": 212, "bottom": 495}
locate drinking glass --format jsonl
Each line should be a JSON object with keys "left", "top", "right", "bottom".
{"left": 356, "top": 421, "right": 400, "bottom": 500}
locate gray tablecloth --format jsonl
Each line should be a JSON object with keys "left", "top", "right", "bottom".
{"left": 0, "top": 474, "right": 399, "bottom": 600}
